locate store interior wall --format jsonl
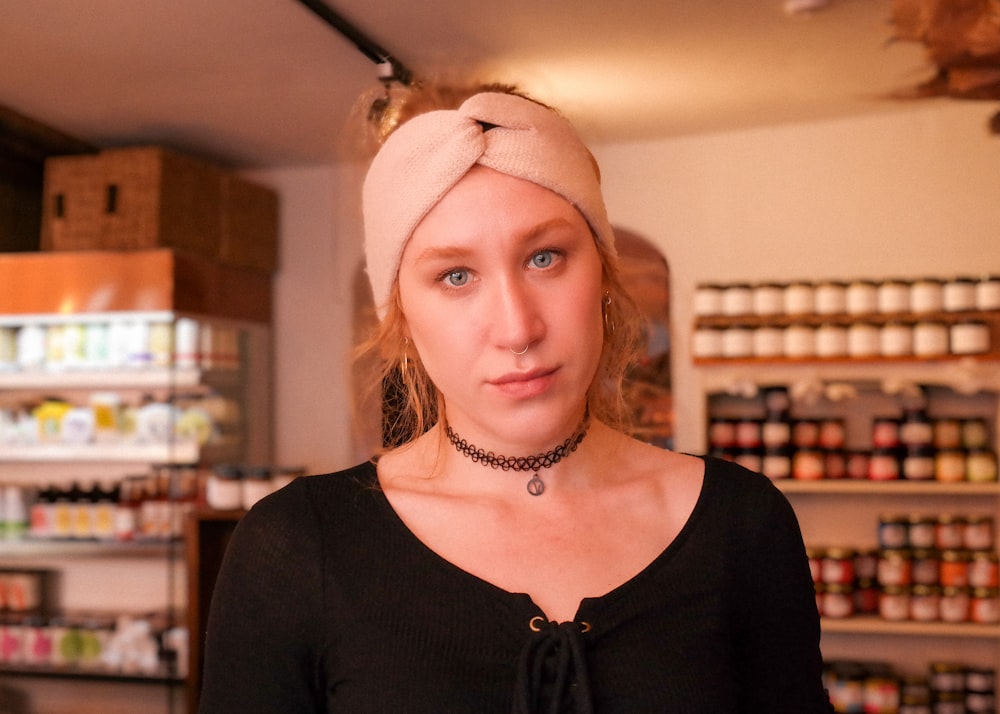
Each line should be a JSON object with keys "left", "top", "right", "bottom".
{"left": 260, "top": 100, "right": 1000, "bottom": 475}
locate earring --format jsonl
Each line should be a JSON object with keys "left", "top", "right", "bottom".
{"left": 602, "top": 292, "right": 615, "bottom": 336}
{"left": 400, "top": 337, "right": 409, "bottom": 380}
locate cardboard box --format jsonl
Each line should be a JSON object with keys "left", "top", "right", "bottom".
{"left": 40, "top": 146, "right": 278, "bottom": 272}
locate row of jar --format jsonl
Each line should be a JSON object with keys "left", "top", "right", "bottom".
{"left": 709, "top": 414, "right": 991, "bottom": 453}
{"left": 695, "top": 276, "right": 1000, "bottom": 318}
{"left": 815, "top": 546, "right": 1000, "bottom": 592}
{"left": 0, "top": 318, "right": 242, "bottom": 372}
{"left": 0, "top": 393, "right": 236, "bottom": 447}
{"left": 819, "top": 580, "right": 1000, "bottom": 626}
{"left": 0, "top": 610, "right": 186, "bottom": 678}
{"left": 713, "top": 445, "right": 998, "bottom": 483}
{"left": 824, "top": 660, "right": 995, "bottom": 714}
{"left": 692, "top": 320, "right": 991, "bottom": 360}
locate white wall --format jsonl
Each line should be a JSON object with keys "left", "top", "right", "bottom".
{"left": 592, "top": 101, "right": 1000, "bottom": 452}
{"left": 263, "top": 101, "right": 1000, "bottom": 471}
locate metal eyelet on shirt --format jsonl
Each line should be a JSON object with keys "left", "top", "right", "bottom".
{"left": 528, "top": 616, "right": 591, "bottom": 633}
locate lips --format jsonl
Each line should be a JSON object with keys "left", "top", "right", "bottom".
{"left": 489, "top": 367, "right": 558, "bottom": 399}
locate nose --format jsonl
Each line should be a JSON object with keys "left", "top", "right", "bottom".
{"left": 492, "top": 277, "right": 544, "bottom": 352}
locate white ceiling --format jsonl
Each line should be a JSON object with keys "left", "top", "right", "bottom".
{"left": 2, "top": 0, "right": 935, "bottom": 169}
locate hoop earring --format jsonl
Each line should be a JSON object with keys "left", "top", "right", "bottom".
{"left": 602, "top": 292, "right": 615, "bottom": 336}
{"left": 400, "top": 338, "right": 409, "bottom": 380}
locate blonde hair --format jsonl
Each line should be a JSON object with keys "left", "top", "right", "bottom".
{"left": 353, "top": 81, "right": 644, "bottom": 449}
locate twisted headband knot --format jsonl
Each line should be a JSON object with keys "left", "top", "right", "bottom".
{"left": 363, "top": 92, "right": 616, "bottom": 319}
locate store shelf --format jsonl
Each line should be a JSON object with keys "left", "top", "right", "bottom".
{"left": 822, "top": 616, "right": 1000, "bottom": 638}
{"left": 0, "top": 366, "right": 237, "bottom": 391}
{"left": 0, "top": 540, "right": 175, "bottom": 559}
{"left": 0, "top": 664, "right": 183, "bottom": 685}
{"left": 774, "top": 479, "right": 1000, "bottom": 496}
{"left": 0, "top": 441, "right": 199, "bottom": 464}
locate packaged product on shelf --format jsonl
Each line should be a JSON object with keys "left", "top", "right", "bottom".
{"left": 1, "top": 484, "right": 28, "bottom": 540}
{"left": 978, "top": 275, "right": 1000, "bottom": 311}
{"left": 910, "top": 278, "right": 945, "bottom": 313}
{"left": 0, "top": 327, "right": 15, "bottom": 369}
{"left": 943, "top": 277, "right": 978, "bottom": 312}
{"left": 33, "top": 399, "right": 72, "bottom": 442}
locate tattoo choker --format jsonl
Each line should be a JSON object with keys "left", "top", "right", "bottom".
{"left": 445, "top": 418, "right": 589, "bottom": 496}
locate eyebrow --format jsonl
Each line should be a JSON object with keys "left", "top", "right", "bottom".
{"left": 409, "top": 217, "right": 581, "bottom": 264}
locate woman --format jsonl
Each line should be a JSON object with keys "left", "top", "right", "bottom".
{"left": 199, "top": 88, "right": 831, "bottom": 713}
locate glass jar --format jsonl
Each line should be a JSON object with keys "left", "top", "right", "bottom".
{"left": 977, "top": 274, "right": 1000, "bottom": 310}
{"left": 692, "top": 327, "right": 724, "bottom": 358}
{"left": 783, "top": 325, "right": 816, "bottom": 358}
{"left": 910, "top": 278, "right": 944, "bottom": 313}
{"left": 879, "top": 322, "right": 913, "bottom": 357}
{"left": 721, "top": 326, "right": 754, "bottom": 358}
{"left": 877, "top": 280, "right": 911, "bottom": 314}
{"left": 950, "top": 321, "right": 990, "bottom": 355}
{"left": 815, "top": 281, "right": 848, "bottom": 315}
{"left": 815, "top": 324, "right": 848, "bottom": 357}
{"left": 846, "top": 280, "right": 879, "bottom": 315}
{"left": 721, "top": 284, "right": 754, "bottom": 316}
{"left": 752, "top": 283, "right": 785, "bottom": 316}
{"left": 847, "top": 323, "right": 880, "bottom": 357}
{"left": 913, "top": 321, "right": 949, "bottom": 356}
{"left": 694, "top": 284, "right": 725, "bottom": 316}
{"left": 751, "top": 326, "right": 784, "bottom": 358}
{"left": 783, "top": 282, "right": 815, "bottom": 315}
{"left": 943, "top": 277, "right": 978, "bottom": 311}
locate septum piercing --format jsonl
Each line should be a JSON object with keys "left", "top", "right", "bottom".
{"left": 510, "top": 345, "right": 529, "bottom": 355}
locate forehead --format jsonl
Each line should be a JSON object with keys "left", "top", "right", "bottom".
{"left": 404, "top": 167, "right": 589, "bottom": 253}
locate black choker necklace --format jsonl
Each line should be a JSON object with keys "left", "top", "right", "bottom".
{"left": 445, "top": 419, "right": 589, "bottom": 496}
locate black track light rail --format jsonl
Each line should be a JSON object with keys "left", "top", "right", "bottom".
{"left": 293, "top": 0, "right": 414, "bottom": 85}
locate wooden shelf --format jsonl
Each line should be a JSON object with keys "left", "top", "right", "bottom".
{"left": 0, "top": 664, "right": 183, "bottom": 685}
{"left": 0, "top": 441, "right": 200, "bottom": 464}
{"left": 695, "top": 309, "right": 1000, "bottom": 330}
{"left": 0, "top": 539, "right": 176, "bottom": 559}
{"left": 0, "top": 366, "right": 227, "bottom": 390}
{"left": 822, "top": 615, "right": 1000, "bottom": 638}
{"left": 774, "top": 479, "right": 1000, "bottom": 496}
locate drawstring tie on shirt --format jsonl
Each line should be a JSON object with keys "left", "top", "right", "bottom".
{"left": 512, "top": 617, "right": 594, "bottom": 714}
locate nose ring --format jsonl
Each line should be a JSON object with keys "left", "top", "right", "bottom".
{"left": 510, "top": 345, "right": 529, "bottom": 355}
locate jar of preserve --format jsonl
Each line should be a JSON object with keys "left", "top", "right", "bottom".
{"left": 752, "top": 283, "right": 785, "bottom": 315}
{"left": 939, "top": 586, "right": 970, "bottom": 623}
{"left": 872, "top": 418, "right": 901, "bottom": 448}
{"left": 733, "top": 448, "right": 763, "bottom": 474}
{"left": 936, "top": 515, "right": 967, "bottom": 550}
{"left": 815, "top": 281, "right": 848, "bottom": 315}
{"left": 869, "top": 448, "right": 901, "bottom": 481}
{"left": 847, "top": 322, "right": 880, "bottom": 357}
{"left": 962, "top": 419, "right": 990, "bottom": 449}
{"left": 967, "top": 448, "right": 998, "bottom": 483}
{"left": 818, "top": 419, "right": 846, "bottom": 450}
{"left": 878, "top": 548, "right": 912, "bottom": 587}
{"left": 815, "top": 323, "right": 848, "bottom": 357}
{"left": 752, "top": 326, "right": 784, "bottom": 358}
{"left": 935, "top": 449, "right": 967, "bottom": 483}
{"left": 969, "top": 551, "right": 1000, "bottom": 589}
{"left": 910, "top": 278, "right": 944, "bottom": 313}
{"left": 854, "top": 549, "right": 879, "bottom": 581}
{"left": 977, "top": 274, "right": 1000, "bottom": 310}
{"left": 783, "top": 325, "right": 816, "bottom": 358}
{"left": 735, "top": 419, "right": 762, "bottom": 449}
{"left": 879, "top": 515, "right": 910, "bottom": 549}
{"left": 853, "top": 578, "right": 879, "bottom": 615}
{"left": 911, "top": 549, "right": 940, "bottom": 585}
{"left": 708, "top": 419, "right": 737, "bottom": 449}
{"left": 900, "top": 408, "right": 933, "bottom": 447}
{"left": 943, "top": 277, "right": 978, "bottom": 311}
{"left": 694, "top": 284, "right": 725, "bottom": 316}
{"left": 762, "top": 447, "right": 792, "bottom": 480}
{"left": 824, "top": 450, "right": 847, "bottom": 479}
{"left": 970, "top": 588, "right": 1000, "bottom": 623}
{"left": 761, "top": 416, "right": 791, "bottom": 449}
{"left": 721, "top": 326, "right": 754, "bottom": 358}
{"left": 913, "top": 321, "right": 949, "bottom": 356}
{"left": 909, "top": 584, "right": 940, "bottom": 622}
{"left": 964, "top": 515, "right": 995, "bottom": 550}
{"left": 846, "top": 280, "right": 879, "bottom": 315}
{"left": 783, "top": 282, "right": 815, "bottom": 315}
{"left": 950, "top": 321, "right": 990, "bottom": 355}
{"left": 792, "top": 419, "right": 821, "bottom": 448}
{"left": 692, "top": 327, "right": 724, "bottom": 358}
{"left": 206, "top": 465, "right": 243, "bottom": 511}
{"left": 845, "top": 450, "right": 870, "bottom": 480}
{"left": 822, "top": 583, "right": 854, "bottom": 619}
{"left": 721, "top": 284, "right": 754, "bottom": 316}
{"left": 965, "top": 668, "right": 996, "bottom": 695}
{"left": 879, "top": 585, "right": 910, "bottom": 621}
{"left": 792, "top": 448, "right": 824, "bottom": 480}
{"left": 933, "top": 419, "right": 963, "bottom": 450}
{"left": 904, "top": 446, "right": 934, "bottom": 481}
{"left": 878, "top": 279, "right": 911, "bottom": 314}
{"left": 806, "top": 547, "right": 824, "bottom": 583}
{"left": 908, "top": 515, "right": 938, "bottom": 550}
{"left": 879, "top": 322, "right": 913, "bottom": 356}
{"left": 821, "top": 547, "right": 856, "bottom": 584}
{"left": 940, "top": 550, "right": 970, "bottom": 588}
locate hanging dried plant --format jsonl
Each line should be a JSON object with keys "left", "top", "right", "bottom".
{"left": 890, "top": 0, "right": 1000, "bottom": 99}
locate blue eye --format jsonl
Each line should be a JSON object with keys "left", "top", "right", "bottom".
{"left": 443, "top": 269, "right": 470, "bottom": 287}
{"left": 530, "top": 250, "right": 555, "bottom": 269}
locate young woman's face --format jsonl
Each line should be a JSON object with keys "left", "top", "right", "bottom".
{"left": 397, "top": 166, "right": 605, "bottom": 450}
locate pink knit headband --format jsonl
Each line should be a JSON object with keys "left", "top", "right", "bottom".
{"left": 362, "top": 91, "right": 616, "bottom": 319}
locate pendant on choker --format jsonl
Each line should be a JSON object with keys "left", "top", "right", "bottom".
{"left": 445, "top": 418, "right": 589, "bottom": 496}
